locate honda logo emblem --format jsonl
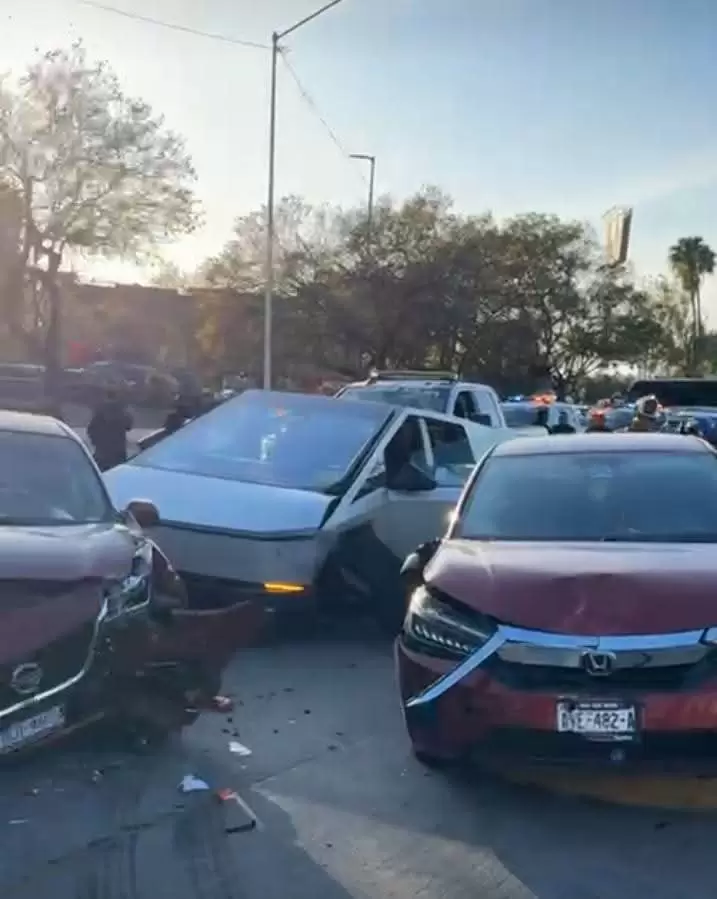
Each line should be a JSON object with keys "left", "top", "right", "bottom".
{"left": 580, "top": 650, "right": 616, "bottom": 677}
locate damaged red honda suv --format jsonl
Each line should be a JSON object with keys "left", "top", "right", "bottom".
{"left": 397, "top": 432, "right": 717, "bottom": 772}
{"left": 0, "top": 411, "right": 266, "bottom": 757}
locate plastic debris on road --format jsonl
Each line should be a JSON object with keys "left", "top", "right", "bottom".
{"left": 215, "top": 788, "right": 257, "bottom": 833}
{"left": 179, "top": 774, "right": 210, "bottom": 793}
{"left": 228, "top": 740, "right": 252, "bottom": 757}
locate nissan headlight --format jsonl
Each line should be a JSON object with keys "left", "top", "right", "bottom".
{"left": 404, "top": 586, "right": 496, "bottom": 658}
{"left": 103, "top": 541, "right": 153, "bottom": 618}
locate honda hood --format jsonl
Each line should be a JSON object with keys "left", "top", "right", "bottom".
{"left": 426, "top": 540, "right": 717, "bottom": 635}
{"left": 104, "top": 463, "right": 334, "bottom": 535}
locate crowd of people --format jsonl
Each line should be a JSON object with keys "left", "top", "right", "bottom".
{"left": 585, "top": 395, "right": 704, "bottom": 437}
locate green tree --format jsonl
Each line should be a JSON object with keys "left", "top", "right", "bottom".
{"left": 198, "top": 195, "right": 346, "bottom": 379}
{"left": 195, "top": 191, "right": 674, "bottom": 394}
{"left": 466, "top": 213, "right": 662, "bottom": 394}
{"left": 668, "top": 236, "right": 716, "bottom": 370}
{"left": 639, "top": 277, "right": 692, "bottom": 373}
{"left": 201, "top": 195, "right": 340, "bottom": 293}
{"left": 0, "top": 42, "right": 200, "bottom": 387}
{"left": 150, "top": 261, "right": 194, "bottom": 290}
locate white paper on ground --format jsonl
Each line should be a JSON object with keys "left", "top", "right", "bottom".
{"left": 179, "top": 774, "right": 210, "bottom": 793}
{"left": 229, "top": 741, "right": 252, "bottom": 757}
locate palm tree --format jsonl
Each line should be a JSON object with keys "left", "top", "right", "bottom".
{"left": 668, "top": 236, "right": 716, "bottom": 369}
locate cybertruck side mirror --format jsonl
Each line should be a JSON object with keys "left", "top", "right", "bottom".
{"left": 126, "top": 499, "right": 160, "bottom": 529}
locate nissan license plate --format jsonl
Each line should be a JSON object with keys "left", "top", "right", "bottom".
{"left": 556, "top": 700, "right": 637, "bottom": 741}
{"left": 0, "top": 705, "right": 65, "bottom": 753}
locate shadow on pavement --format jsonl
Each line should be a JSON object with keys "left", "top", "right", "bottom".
{"left": 0, "top": 721, "right": 360, "bottom": 899}
{"left": 218, "top": 635, "right": 717, "bottom": 899}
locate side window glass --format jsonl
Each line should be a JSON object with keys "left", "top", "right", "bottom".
{"left": 472, "top": 390, "right": 497, "bottom": 426}
{"left": 385, "top": 416, "right": 428, "bottom": 477}
{"left": 352, "top": 454, "right": 386, "bottom": 501}
{"left": 424, "top": 419, "right": 475, "bottom": 486}
{"left": 468, "top": 390, "right": 499, "bottom": 428}
{"left": 355, "top": 417, "right": 427, "bottom": 500}
{"left": 486, "top": 393, "right": 502, "bottom": 425}
{"left": 454, "top": 391, "right": 476, "bottom": 420}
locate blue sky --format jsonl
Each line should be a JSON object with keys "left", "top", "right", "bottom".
{"left": 3, "top": 0, "right": 717, "bottom": 314}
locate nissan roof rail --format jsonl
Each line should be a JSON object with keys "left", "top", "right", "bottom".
{"left": 367, "top": 369, "right": 459, "bottom": 382}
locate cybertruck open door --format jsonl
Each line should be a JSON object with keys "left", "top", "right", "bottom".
{"left": 326, "top": 408, "right": 516, "bottom": 625}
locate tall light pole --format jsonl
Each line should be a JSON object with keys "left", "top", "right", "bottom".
{"left": 349, "top": 153, "right": 376, "bottom": 236}
{"left": 263, "top": 0, "right": 348, "bottom": 390}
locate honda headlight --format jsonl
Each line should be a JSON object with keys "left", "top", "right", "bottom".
{"left": 702, "top": 627, "right": 717, "bottom": 645}
{"left": 404, "top": 586, "right": 496, "bottom": 659}
{"left": 103, "top": 540, "right": 153, "bottom": 619}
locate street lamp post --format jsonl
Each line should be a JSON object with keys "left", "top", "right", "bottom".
{"left": 263, "top": 0, "right": 347, "bottom": 390}
{"left": 349, "top": 153, "right": 376, "bottom": 235}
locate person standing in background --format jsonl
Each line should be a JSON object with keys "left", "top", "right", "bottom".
{"left": 88, "top": 385, "right": 133, "bottom": 471}
{"left": 586, "top": 409, "right": 611, "bottom": 433}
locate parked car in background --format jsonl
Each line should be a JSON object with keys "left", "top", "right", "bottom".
{"left": 0, "top": 410, "right": 267, "bottom": 757}
{"left": 170, "top": 368, "right": 204, "bottom": 402}
{"left": 603, "top": 404, "right": 637, "bottom": 431}
{"left": 0, "top": 363, "right": 59, "bottom": 416}
{"left": 501, "top": 396, "right": 584, "bottom": 433}
{"left": 627, "top": 378, "right": 717, "bottom": 439}
{"left": 627, "top": 377, "right": 717, "bottom": 411}
{"left": 0, "top": 363, "right": 45, "bottom": 381}
{"left": 335, "top": 371, "right": 511, "bottom": 429}
{"left": 77, "top": 361, "right": 179, "bottom": 407}
{"left": 105, "top": 389, "right": 518, "bottom": 630}
{"left": 213, "top": 373, "right": 253, "bottom": 404}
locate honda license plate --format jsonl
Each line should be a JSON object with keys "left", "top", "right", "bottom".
{"left": 556, "top": 700, "right": 637, "bottom": 741}
{"left": 0, "top": 705, "right": 65, "bottom": 753}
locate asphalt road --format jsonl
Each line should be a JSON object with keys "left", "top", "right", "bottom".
{"left": 3, "top": 627, "right": 717, "bottom": 899}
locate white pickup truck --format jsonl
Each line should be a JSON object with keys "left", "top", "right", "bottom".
{"left": 335, "top": 371, "right": 545, "bottom": 435}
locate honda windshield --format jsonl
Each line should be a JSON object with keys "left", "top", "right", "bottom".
{"left": 132, "top": 390, "right": 391, "bottom": 493}
{"left": 457, "top": 449, "right": 717, "bottom": 542}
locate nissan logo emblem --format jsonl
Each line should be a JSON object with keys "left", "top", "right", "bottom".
{"left": 10, "top": 662, "right": 43, "bottom": 696}
{"left": 580, "top": 650, "right": 617, "bottom": 677}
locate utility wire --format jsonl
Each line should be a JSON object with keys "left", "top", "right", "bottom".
{"left": 279, "top": 48, "right": 368, "bottom": 186}
{"left": 75, "top": 2, "right": 367, "bottom": 188}
{"left": 76, "top": 1, "right": 270, "bottom": 49}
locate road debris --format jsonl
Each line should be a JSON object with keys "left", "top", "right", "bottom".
{"left": 179, "top": 774, "right": 210, "bottom": 793}
{"left": 215, "top": 788, "right": 257, "bottom": 833}
{"left": 228, "top": 740, "right": 252, "bottom": 757}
